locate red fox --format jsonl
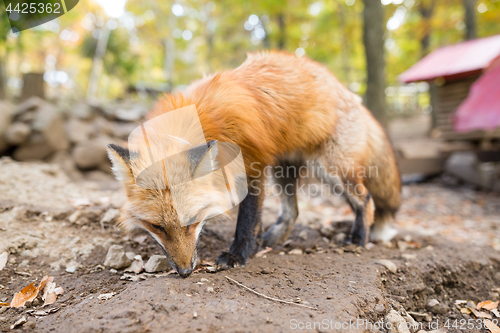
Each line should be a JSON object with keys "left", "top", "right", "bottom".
{"left": 107, "top": 52, "right": 401, "bottom": 278}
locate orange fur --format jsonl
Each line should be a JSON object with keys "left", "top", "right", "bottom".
{"left": 109, "top": 51, "right": 402, "bottom": 276}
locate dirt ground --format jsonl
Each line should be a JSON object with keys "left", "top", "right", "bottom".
{"left": 1, "top": 157, "right": 500, "bottom": 332}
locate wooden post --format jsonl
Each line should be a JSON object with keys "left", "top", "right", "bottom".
{"left": 21, "top": 73, "right": 45, "bottom": 101}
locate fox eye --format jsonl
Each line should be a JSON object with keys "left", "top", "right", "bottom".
{"left": 151, "top": 224, "right": 166, "bottom": 232}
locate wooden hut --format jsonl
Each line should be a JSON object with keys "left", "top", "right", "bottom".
{"left": 399, "top": 34, "right": 500, "bottom": 148}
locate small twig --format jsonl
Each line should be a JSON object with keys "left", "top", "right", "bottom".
{"left": 224, "top": 276, "right": 317, "bottom": 310}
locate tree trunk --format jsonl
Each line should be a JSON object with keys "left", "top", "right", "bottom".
{"left": 462, "top": 0, "right": 477, "bottom": 40}
{"left": 87, "top": 25, "right": 110, "bottom": 99}
{"left": 419, "top": 0, "right": 437, "bottom": 130}
{"left": 0, "top": 53, "right": 5, "bottom": 100}
{"left": 164, "top": 16, "right": 175, "bottom": 90}
{"left": 362, "top": 0, "right": 387, "bottom": 128}
{"left": 419, "top": 0, "right": 434, "bottom": 58}
{"left": 277, "top": 13, "right": 286, "bottom": 50}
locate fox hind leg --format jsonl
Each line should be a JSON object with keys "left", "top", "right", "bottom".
{"left": 314, "top": 161, "right": 374, "bottom": 247}
{"left": 262, "top": 162, "right": 299, "bottom": 248}
{"left": 370, "top": 208, "right": 397, "bottom": 242}
{"left": 343, "top": 186, "right": 375, "bottom": 246}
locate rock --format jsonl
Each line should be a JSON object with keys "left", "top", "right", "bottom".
{"left": 13, "top": 138, "right": 54, "bottom": 160}
{"left": 100, "top": 208, "right": 120, "bottom": 227}
{"left": 298, "top": 230, "right": 308, "bottom": 240}
{"left": 145, "top": 255, "right": 171, "bottom": 273}
{"left": 13, "top": 96, "right": 44, "bottom": 115}
{"left": 427, "top": 299, "right": 439, "bottom": 307}
{"left": 72, "top": 102, "right": 96, "bottom": 120}
{"left": 49, "top": 150, "right": 83, "bottom": 181}
{"left": 32, "top": 103, "right": 69, "bottom": 151}
{"left": 72, "top": 138, "right": 109, "bottom": 170}
{"left": 104, "top": 245, "right": 131, "bottom": 269}
{"left": 68, "top": 211, "right": 81, "bottom": 224}
{"left": 374, "top": 259, "right": 398, "bottom": 273}
{"left": 124, "top": 256, "right": 144, "bottom": 274}
{"left": 97, "top": 292, "right": 115, "bottom": 301}
{"left": 114, "top": 105, "right": 146, "bottom": 121}
{"left": 109, "top": 121, "right": 137, "bottom": 139}
{"left": 374, "top": 303, "right": 386, "bottom": 314}
{"left": 334, "top": 232, "right": 346, "bottom": 243}
{"left": 427, "top": 301, "right": 449, "bottom": 315}
{"left": 5, "top": 122, "right": 31, "bottom": 145}
{"left": 65, "top": 118, "right": 94, "bottom": 143}
{"left": 288, "top": 248, "right": 303, "bottom": 255}
{"left": 25, "top": 320, "right": 36, "bottom": 330}
{"left": 65, "top": 260, "right": 81, "bottom": 273}
{"left": 319, "top": 224, "right": 335, "bottom": 239}
{"left": 125, "top": 252, "right": 136, "bottom": 261}
{"left": 385, "top": 310, "right": 410, "bottom": 333}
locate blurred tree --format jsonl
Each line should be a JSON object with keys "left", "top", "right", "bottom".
{"left": 363, "top": 0, "right": 387, "bottom": 127}
{"left": 462, "top": 0, "right": 478, "bottom": 39}
{"left": 0, "top": 11, "right": 10, "bottom": 99}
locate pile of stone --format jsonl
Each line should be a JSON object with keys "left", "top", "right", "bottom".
{"left": 0, "top": 97, "right": 148, "bottom": 180}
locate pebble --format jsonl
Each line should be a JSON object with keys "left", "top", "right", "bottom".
{"left": 144, "top": 255, "right": 171, "bottom": 273}
{"left": 104, "top": 245, "right": 131, "bottom": 269}
{"left": 10, "top": 316, "right": 27, "bottom": 330}
{"left": 385, "top": 310, "right": 410, "bottom": 333}
{"left": 288, "top": 249, "right": 303, "bottom": 255}
{"left": 25, "top": 321, "right": 36, "bottom": 330}
{"left": 374, "top": 259, "right": 398, "bottom": 274}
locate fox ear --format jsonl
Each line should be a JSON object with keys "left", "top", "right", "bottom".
{"left": 107, "top": 144, "right": 135, "bottom": 185}
{"left": 189, "top": 140, "right": 219, "bottom": 179}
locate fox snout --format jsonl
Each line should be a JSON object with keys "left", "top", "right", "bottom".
{"left": 145, "top": 222, "right": 200, "bottom": 278}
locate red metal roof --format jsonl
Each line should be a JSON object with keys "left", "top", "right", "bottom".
{"left": 454, "top": 57, "right": 500, "bottom": 132}
{"left": 399, "top": 34, "right": 500, "bottom": 83}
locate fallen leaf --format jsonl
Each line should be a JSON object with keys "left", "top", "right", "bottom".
{"left": 255, "top": 247, "right": 273, "bottom": 258}
{"left": 42, "top": 277, "right": 55, "bottom": 306}
{"left": 0, "top": 252, "right": 7, "bottom": 271}
{"left": 374, "top": 259, "right": 397, "bottom": 273}
{"left": 469, "top": 306, "right": 492, "bottom": 319}
{"left": 461, "top": 307, "right": 472, "bottom": 314}
{"left": 27, "top": 307, "right": 60, "bottom": 316}
{"left": 0, "top": 302, "right": 10, "bottom": 307}
{"left": 492, "top": 309, "right": 500, "bottom": 318}
{"left": 478, "top": 300, "right": 499, "bottom": 311}
{"left": 44, "top": 293, "right": 57, "bottom": 306}
{"left": 11, "top": 276, "right": 50, "bottom": 308}
{"left": 484, "top": 319, "right": 500, "bottom": 333}
{"left": 479, "top": 311, "right": 494, "bottom": 319}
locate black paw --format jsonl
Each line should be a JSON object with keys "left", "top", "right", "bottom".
{"left": 342, "top": 233, "right": 366, "bottom": 247}
{"left": 214, "top": 252, "right": 246, "bottom": 271}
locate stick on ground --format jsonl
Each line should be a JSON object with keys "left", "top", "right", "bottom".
{"left": 225, "top": 276, "right": 317, "bottom": 310}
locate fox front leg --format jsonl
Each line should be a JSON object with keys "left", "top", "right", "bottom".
{"left": 214, "top": 180, "right": 264, "bottom": 270}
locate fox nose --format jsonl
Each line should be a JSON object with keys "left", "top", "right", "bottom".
{"left": 178, "top": 268, "right": 193, "bottom": 278}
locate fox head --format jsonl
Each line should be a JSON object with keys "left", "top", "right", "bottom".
{"left": 107, "top": 140, "right": 231, "bottom": 278}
